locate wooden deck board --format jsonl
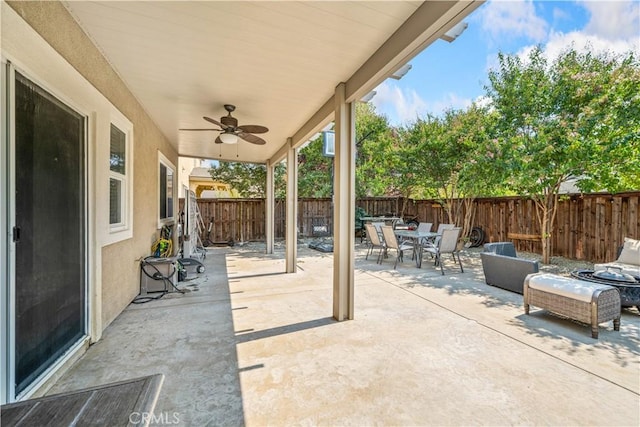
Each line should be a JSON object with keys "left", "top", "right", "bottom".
{"left": 1, "top": 374, "right": 164, "bottom": 427}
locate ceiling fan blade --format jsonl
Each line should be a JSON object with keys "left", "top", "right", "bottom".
{"left": 237, "top": 125, "right": 269, "bottom": 134}
{"left": 203, "top": 116, "right": 228, "bottom": 129}
{"left": 214, "top": 135, "right": 223, "bottom": 144}
{"left": 179, "top": 128, "right": 221, "bottom": 131}
{"left": 238, "top": 132, "right": 266, "bottom": 145}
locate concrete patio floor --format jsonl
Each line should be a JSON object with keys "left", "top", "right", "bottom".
{"left": 49, "top": 242, "right": 640, "bottom": 426}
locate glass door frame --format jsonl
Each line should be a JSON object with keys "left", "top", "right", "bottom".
{"left": 1, "top": 58, "right": 14, "bottom": 406}
{"left": 2, "top": 60, "right": 90, "bottom": 403}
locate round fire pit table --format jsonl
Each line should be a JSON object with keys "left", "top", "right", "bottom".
{"left": 571, "top": 269, "right": 640, "bottom": 311}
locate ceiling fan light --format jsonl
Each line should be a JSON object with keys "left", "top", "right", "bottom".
{"left": 219, "top": 133, "right": 238, "bottom": 144}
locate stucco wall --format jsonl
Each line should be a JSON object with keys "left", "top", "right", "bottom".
{"left": 7, "top": 1, "right": 179, "bottom": 330}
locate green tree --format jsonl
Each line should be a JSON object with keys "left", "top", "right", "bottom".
{"left": 403, "top": 106, "right": 500, "bottom": 236}
{"left": 388, "top": 120, "right": 436, "bottom": 215}
{"left": 378, "top": 128, "right": 417, "bottom": 215}
{"left": 487, "top": 46, "right": 640, "bottom": 263}
{"left": 298, "top": 135, "right": 333, "bottom": 197}
{"left": 297, "top": 103, "right": 396, "bottom": 198}
{"left": 561, "top": 50, "right": 640, "bottom": 191}
{"left": 355, "top": 103, "right": 395, "bottom": 197}
{"left": 444, "top": 104, "right": 504, "bottom": 238}
{"left": 209, "top": 162, "right": 286, "bottom": 198}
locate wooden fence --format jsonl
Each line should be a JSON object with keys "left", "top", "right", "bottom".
{"left": 180, "top": 192, "right": 640, "bottom": 263}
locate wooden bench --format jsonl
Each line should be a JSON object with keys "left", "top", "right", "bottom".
{"left": 507, "top": 232, "right": 541, "bottom": 241}
{"left": 524, "top": 273, "right": 621, "bottom": 339}
{"left": 1, "top": 374, "right": 164, "bottom": 426}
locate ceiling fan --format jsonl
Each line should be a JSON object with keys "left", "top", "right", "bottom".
{"left": 179, "top": 104, "right": 268, "bottom": 145}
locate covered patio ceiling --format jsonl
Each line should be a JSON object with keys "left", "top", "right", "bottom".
{"left": 63, "top": 1, "right": 482, "bottom": 164}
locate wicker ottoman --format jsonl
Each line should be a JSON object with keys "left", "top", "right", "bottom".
{"left": 524, "top": 273, "right": 621, "bottom": 339}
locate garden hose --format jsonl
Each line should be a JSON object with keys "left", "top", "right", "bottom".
{"left": 151, "top": 238, "right": 173, "bottom": 258}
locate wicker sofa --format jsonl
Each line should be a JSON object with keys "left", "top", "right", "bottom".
{"left": 480, "top": 242, "right": 539, "bottom": 294}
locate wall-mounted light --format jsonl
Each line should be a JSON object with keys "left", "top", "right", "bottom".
{"left": 389, "top": 63, "right": 412, "bottom": 80}
{"left": 360, "top": 91, "right": 377, "bottom": 103}
{"left": 219, "top": 132, "right": 238, "bottom": 144}
{"left": 440, "top": 21, "right": 468, "bottom": 43}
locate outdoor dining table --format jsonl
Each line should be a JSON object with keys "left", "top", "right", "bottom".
{"left": 361, "top": 216, "right": 402, "bottom": 226}
{"left": 394, "top": 229, "right": 439, "bottom": 268}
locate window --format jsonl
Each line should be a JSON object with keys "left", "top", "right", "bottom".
{"left": 105, "top": 113, "right": 133, "bottom": 244}
{"left": 109, "top": 123, "right": 127, "bottom": 230}
{"left": 322, "top": 131, "right": 335, "bottom": 157}
{"left": 158, "top": 152, "right": 175, "bottom": 225}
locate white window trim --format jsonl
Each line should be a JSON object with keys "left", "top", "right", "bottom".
{"left": 158, "top": 151, "right": 176, "bottom": 228}
{"left": 105, "top": 112, "right": 133, "bottom": 243}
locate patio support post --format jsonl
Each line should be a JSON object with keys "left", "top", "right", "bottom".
{"left": 265, "top": 159, "right": 275, "bottom": 254}
{"left": 285, "top": 139, "right": 297, "bottom": 273}
{"left": 332, "top": 82, "right": 355, "bottom": 321}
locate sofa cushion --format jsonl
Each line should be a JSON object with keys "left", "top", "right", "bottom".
{"left": 617, "top": 237, "right": 640, "bottom": 266}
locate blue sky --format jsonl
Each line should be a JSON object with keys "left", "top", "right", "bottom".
{"left": 371, "top": 0, "right": 640, "bottom": 126}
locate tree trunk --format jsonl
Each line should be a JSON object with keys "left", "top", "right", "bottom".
{"left": 541, "top": 213, "right": 551, "bottom": 264}
{"left": 400, "top": 193, "right": 411, "bottom": 218}
{"left": 444, "top": 202, "right": 454, "bottom": 226}
{"left": 537, "top": 189, "right": 559, "bottom": 264}
{"left": 461, "top": 197, "right": 476, "bottom": 241}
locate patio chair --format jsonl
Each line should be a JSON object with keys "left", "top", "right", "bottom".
{"left": 422, "top": 223, "right": 455, "bottom": 252}
{"left": 417, "top": 222, "right": 433, "bottom": 233}
{"left": 417, "top": 222, "right": 433, "bottom": 245}
{"left": 371, "top": 221, "right": 385, "bottom": 232}
{"left": 367, "top": 221, "right": 384, "bottom": 242}
{"left": 380, "top": 225, "right": 414, "bottom": 269}
{"left": 365, "top": 223, "right": 385, "bottom": 264}
{"left": 424, "top": 227, "right": 463, "bottom": 275}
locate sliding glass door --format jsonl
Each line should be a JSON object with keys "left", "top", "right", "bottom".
{"left": 13, "top": 71, "right": 87, "bottom": 395}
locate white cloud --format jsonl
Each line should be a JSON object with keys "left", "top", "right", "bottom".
{"left": 582, "top": 1, "right": 640, "bottom": 40}
{"left": 486, "top": 1, "right": 639, "bottom": 72}
{"left": 474, "top": 95, "right": 493, "bottom": 110}
{"left": 372, "top": 82, "right": 473, "bottom": 125}
{"left": 372, "top": 81, "right": 428, "bottom": 125}
{"left": 544, "top": 29, "right": 638, "bottom": 59}
{"left": 512, "top": 30, "right": 639, "bottom": 67}
{"left": 552, "top": 7, "right": 570, "bottom": 23}
{"left": 426, "top": 93, "right": 473, "bottom": 116}
{"left": 484, "top": 52, "right": 501, "bottom": 74}
{"left": 478, "top": 0, "right": 548, "bottom": 43}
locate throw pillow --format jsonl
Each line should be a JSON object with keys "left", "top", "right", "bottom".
{"left": 618, "top": 237, "right": 640, "bottom": 265}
